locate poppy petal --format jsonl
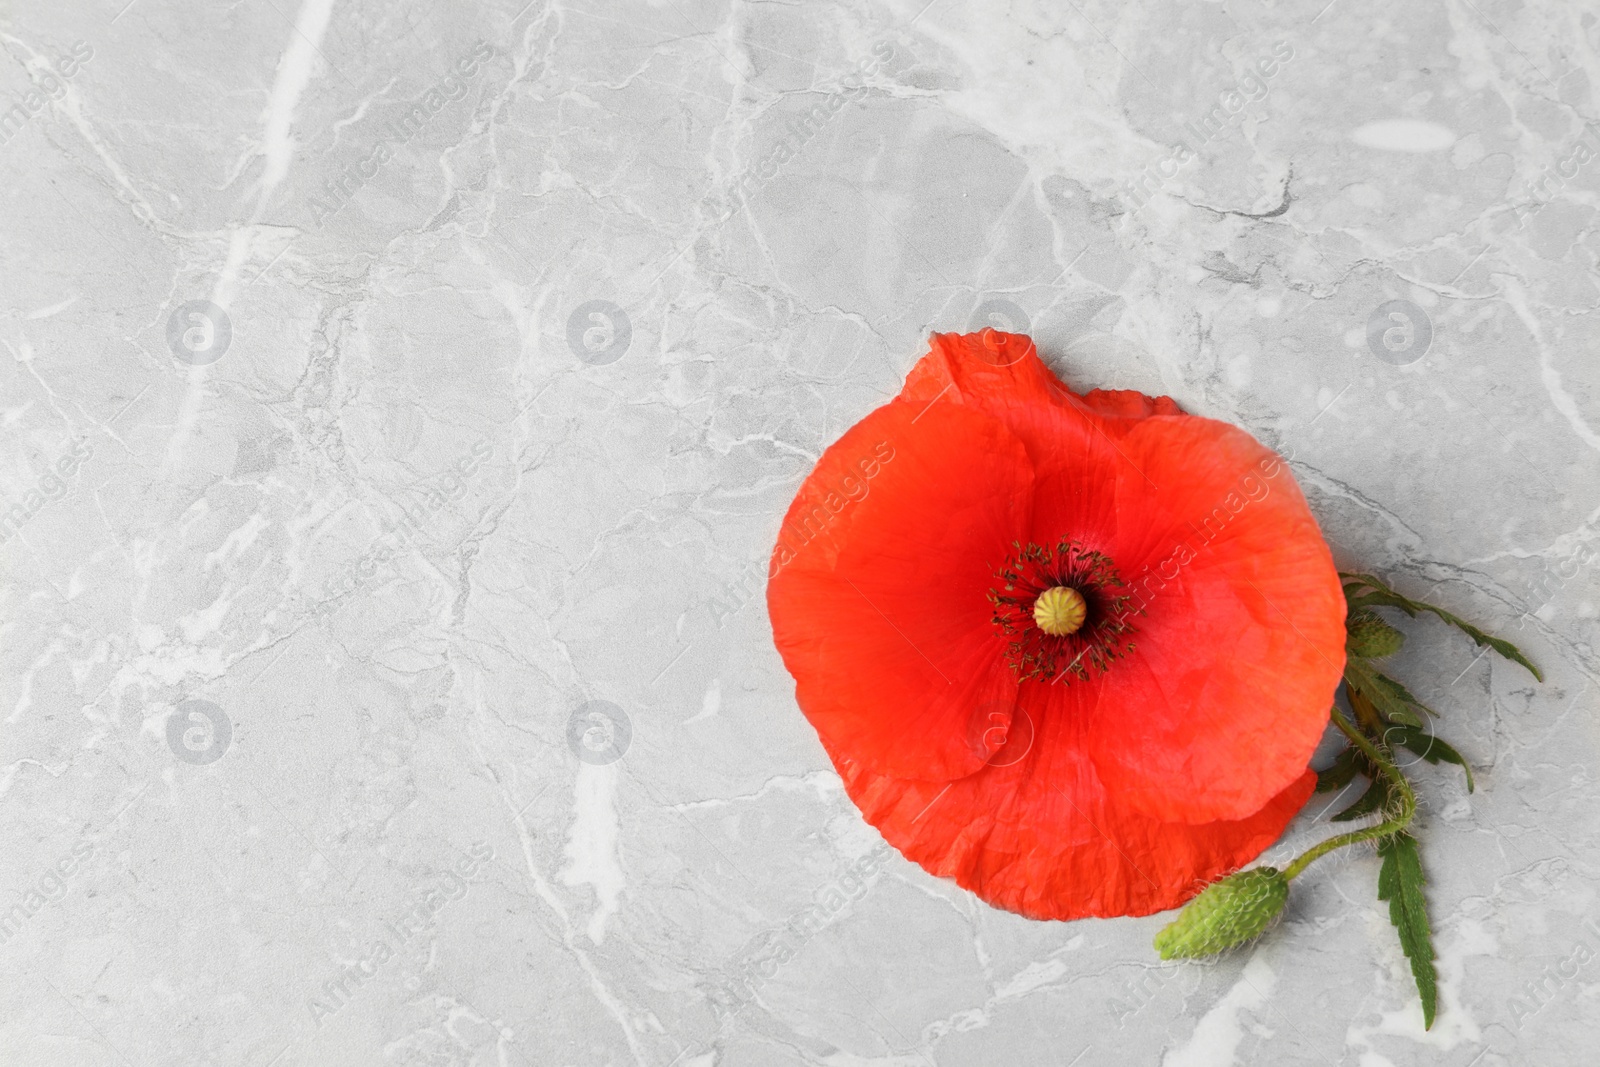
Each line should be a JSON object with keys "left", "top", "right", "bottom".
{"left": 827, "top": 676, "right": 1318, "bottom": 919}
{"left": 768, "top": 400, "right": 1033, "bottom": 782}
{"left": 899, "top": 331, "right": 1070, "bottom": 416}
{"left": 1087, "top": 414, "right": 1346, "bottom": 823}
{"left": 1079, "top": 387, "right": 1185, "bottom": 422}
{"left": 897, "top": 331, "right": 1129, "bottom": 550}
{"left": 899, "top": 331, "right": 1184, "bottom": 427}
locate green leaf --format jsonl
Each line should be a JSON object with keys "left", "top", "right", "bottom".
{"left": 1376, "top": 832, "right": 1438, "bottom": 1029}
{"left": 1316, "top": 745, "right": 1364, "bottom": 793}
{"left": 1331, "top": 773, "right": 1392, "bottom": 821}
{"left": 1340, "top": 572, "right": 1543, "bottom": 681}
{"left": 1344, "top": 659, "right": 1430, "bottom": 727}
{"left": 1372, "top": 670, "right": 1438, "bottom": 720}
{"left": 1385, "top": 724, "right": 1475, "bottom": 793}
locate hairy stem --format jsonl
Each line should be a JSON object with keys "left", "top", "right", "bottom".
{"left": 1282, "top": 705, "right": 1417, "bottom": 882}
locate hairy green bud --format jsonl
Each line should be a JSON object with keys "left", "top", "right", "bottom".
{"left": 1154, "top": 867, "right": 1289, "bottom": 959}
{"left": 1347, "top": 609, "right": 1406, "bottom": 659}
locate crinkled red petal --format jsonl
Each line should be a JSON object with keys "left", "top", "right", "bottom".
{"left": 825, "top": 675, "right": 1318, "bottom": 919}
{"left": 768, "top": 399, "right": 1033, "bottom": 781}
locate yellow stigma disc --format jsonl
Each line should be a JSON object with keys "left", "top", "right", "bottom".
{"left": 1033, "top": 586, "right": 1087, "bottom": 636}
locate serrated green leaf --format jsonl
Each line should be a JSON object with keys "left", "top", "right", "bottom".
{"left": 1340, "top": 572, "right": 1543, "bottom": 681}
{"left": 1344, "top": 659, "right": 1429, "bottom": 727}
{"left": 1316, "top": 745, "right": 1364, "bottom": 793}
{"left": 1377, "top": 832, "right": 1438, "bottom": 1029}
{"left": 1371, "top": 670, "right": 1438, "bottom": 720}
{"left": 1331, "top": 773, "right": 1392, "bottom": 821}
{"left": 1385, "top": 724, "right": 1475, "bottom": 793}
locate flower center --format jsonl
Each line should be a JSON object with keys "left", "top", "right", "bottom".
{"left": 1033, "top": 586, "right": 1087, "bottom": 636}
{"left": 989, "top": 539, "right": 1141, "bottom": 683}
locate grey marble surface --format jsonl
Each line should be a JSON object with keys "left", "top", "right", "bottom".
{"left": 2, "top": 1, "right": 1597, "bottom": 1064}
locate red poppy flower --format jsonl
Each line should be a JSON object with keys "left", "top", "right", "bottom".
{"left": 767, "top": 331, "right": 1346, "bottom": 919}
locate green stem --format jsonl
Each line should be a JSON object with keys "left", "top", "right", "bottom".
{"left": 1282, "top": 705, "right": 1417, "bottom": 882}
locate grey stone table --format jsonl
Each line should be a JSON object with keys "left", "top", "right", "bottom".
{"left": 1, "top": 1, "right": 1595, "bottom": 1064}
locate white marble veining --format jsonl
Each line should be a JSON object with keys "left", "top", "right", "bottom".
{"left": 1, "top": 1, "right": 1597, "bottom": 1064}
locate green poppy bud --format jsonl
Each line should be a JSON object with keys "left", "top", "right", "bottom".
{"left": 1346, "top": 609, "right": 1405, "bottom": 659}
{"left": 1154, "top": 867, "right": 1289, "bottom": 959}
